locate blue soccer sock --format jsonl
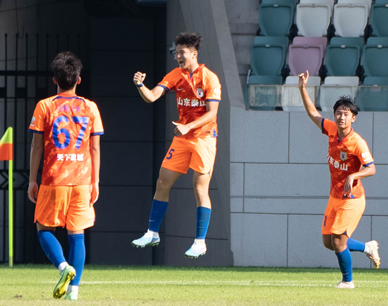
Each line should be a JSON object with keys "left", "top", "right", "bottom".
{"left": 148, "top": 199, "right": 169, "bottom": 232}
{"left": 68, "top": 234, "right": 85, "bottom": 286}
{"left": 196, "top": 207, "right": 212, "bottom": 239}
{"left": 335, "top": 248, "right": 353, "bottom": 282}
{"left": 347, "top": 238, "right": 366, "bottom": 252}
{"left": 38, "top": 230, "right": 66, "bottom": 269}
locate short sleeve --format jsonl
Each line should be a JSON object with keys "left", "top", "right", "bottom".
{"left": 29, "top": 100, "right": 46, "bottom": 133}
{"left": 355, "top": 138, "right": 374, "bottom": 166}
{"left": 322, "top": 118, "right": 336, "bottom": 136}
{"left": 205, "top": 72, "right": 221, "bottom": 102}
{"left": 90, "top": 102, "right": 104, "bottom": 136}
{"left": 158, "top": 69, "right": 178, "bottom": 92}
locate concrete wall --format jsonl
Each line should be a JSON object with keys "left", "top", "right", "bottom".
{"left": 230, "top": 108, "right": 388, "bottom": 268}
{"left": 161, "top": 0, "right": 237, "bottom": 266}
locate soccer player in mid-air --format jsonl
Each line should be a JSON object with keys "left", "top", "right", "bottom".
{"left": 298, "top": 70, "right": 380, "bottom": 288}
{"left": 131, "top": 32, "right": 221, "bottom": 258}
{"left": 28, "top": 51, "right": 104, "bottom": 300}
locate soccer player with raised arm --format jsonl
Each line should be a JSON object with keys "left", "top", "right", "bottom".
{"left": 28, "top": 52, "right": 104, "bottom": 300}
{"left": 298, "top": 71, "right": 380, "bottom": 288}
{"left": 131, "top": 32, "right": 221, "bottom": 259}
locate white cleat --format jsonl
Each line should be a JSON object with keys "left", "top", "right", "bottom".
{"left": 335, "top": 281, "right": 355, "bottom": 289}
{"left": 131, "top": 231, "right": 160, "bottom": 248}
{"left": 185, "top": 240, "right": 207, "bottom": 259}
{"left": 365, "top": 240, "right": 380, "bottom": 269}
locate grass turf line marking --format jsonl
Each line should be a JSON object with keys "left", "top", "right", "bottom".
{"left": 41, "top": 280, "right": 387, "bottom": 288}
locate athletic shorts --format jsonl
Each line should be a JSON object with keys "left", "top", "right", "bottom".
{"left": 322, "top": 195, "right": 365, "bottom": 237}
{"left": 161, "top": 135, "right": 217, "bottom": 176}
{"left": 34, "top": 185, "right": 95, "bottom": 231}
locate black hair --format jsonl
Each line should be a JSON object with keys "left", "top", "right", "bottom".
{"left": 333, "top": 95, "right": 358, "bottom": 116}
{"left": 50, "top": 51, "right": 83, "bottom": 90}
{"left": 175, "top": 32, "right": 202, "bottom": 51}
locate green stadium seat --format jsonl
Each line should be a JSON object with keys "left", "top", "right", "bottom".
{"left": 325, "top": 39, "right": 362, "bottom": 76}
{"left": 362, "top": 39, "right": 388, "bottom": 77}
{"left": 259, "top": 1, "right": 295, "bottom": 36}
{"left": 250, "top": 36, "right": 289, "bottom": 76}
{"left": 370, "top": 3, "right": 388, "bottom": 37}
{"left": 356, "top": 77, "right": 388, "bottom": 111}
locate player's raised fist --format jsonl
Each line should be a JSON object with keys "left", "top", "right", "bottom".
{"left": 133, "top": 72, "right": 146, "bottom": 85}
{"left": 298, "top": 70, "right": 309, "bottom": 89}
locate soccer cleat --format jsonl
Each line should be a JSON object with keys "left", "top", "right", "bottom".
{"left": 131, "top": 232, "right": 160, "bottom": 248}
{"left": 335, "top": 281, "right": 355, "bottom": 289}
{"left": 64, "top": 291, "right": 78, "bottom": 301}
{"left": 366, "top": 240, "right": 380, "bottom": 269}
{"left": 53, "top": 265, "right": 76, "bottom": 299}
{"left": 184, "top": 241, "right": 207, "bottom": 259}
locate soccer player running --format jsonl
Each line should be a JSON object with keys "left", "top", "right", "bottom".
{"left": 131, "top": 32, "right": 221, "bottom": 259}
{"left": 28, "top": 52, "right": 104, "bottom": 300}
{"left": 298, "top": 71, "right": 380, "bottom": 288}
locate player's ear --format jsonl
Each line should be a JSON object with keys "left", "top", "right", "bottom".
{"left": 77, "top": 77, "right": 81, "bottom": 84}
{"left": 53, "top": 77, "right": 57, "bottom": 85}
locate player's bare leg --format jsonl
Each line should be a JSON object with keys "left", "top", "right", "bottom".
{"left": 185, "top": 172, "right": 212, "bottom": 259}
{"left": 132, "top": 168, "right": 181, "bottom": 248}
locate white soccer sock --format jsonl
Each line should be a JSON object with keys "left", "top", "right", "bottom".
{"left": 68, "top": 285, "right": 78, "bottom": 295}
{"left": 58, "top": 262, "right": 68, "bottom": 273}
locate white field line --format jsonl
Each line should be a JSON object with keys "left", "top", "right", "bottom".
{"left": 41, "top": 280, "right": 388, "bottom": 288}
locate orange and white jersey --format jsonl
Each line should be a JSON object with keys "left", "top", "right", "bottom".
{"left": 322, "top": 119, "right": 374, "bottom": 199}
{"left": 158, "top": 64, "right": 221, "bottom": 138}
{"left": 29, "top": 93, "right": 104, "bottom": 186}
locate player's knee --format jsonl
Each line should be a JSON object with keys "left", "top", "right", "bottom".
{"left": 323, "top": 241, "right": 334, "bottom": 250}
{"left": 156, "top": 177, "right": 173, "bottom": 192}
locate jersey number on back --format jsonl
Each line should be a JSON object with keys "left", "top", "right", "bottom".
{"left": 53, "top": 115, "right": 89, "bottom": 149}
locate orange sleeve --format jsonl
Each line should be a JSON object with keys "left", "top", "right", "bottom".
{"left": 322, "top": 118, "right": 336, "bottom": 136}
{"left": 204, "top": 71, "right": 221, "bottom": 102}
{"left": 90, "top": 102, "right": 104, "bottom": 135}
{"left": 157, "top": 69, "right": 179, "bottom": 91}
{"left": 29, "top": 100, "right": 47, "bottom": 133}
{"left": 355, "top": 138, "right": 374, "bottom": 166}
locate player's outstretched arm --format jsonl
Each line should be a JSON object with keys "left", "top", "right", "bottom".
{"left": 28, "top": 133, "right": 44, "bottom": 203}
{"left": 298, "top": 70, "right": 322, "bottom": 129}
{"left": 90, "top": 135, "right": 100, "bottom": 205}
{"left": 133, "top": 71, "right": 166, "bottom": 103}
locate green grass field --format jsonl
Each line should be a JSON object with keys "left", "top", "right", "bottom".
{"left": 0, "top": 265, "right": 387, "bottom": 305}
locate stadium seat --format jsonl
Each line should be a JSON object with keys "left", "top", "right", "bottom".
{"left": 259, "top": 1, "right": 295, "bottom": 36}
{"left": 325, "top": 38, "right": 362, "bottom": 76}
{"left": 296, "top": 3, "right": 331, "bottom": 37}
{"left": 288, "top": 37, "right": 327, "bottom": 76}
{"left": 250, "top": 36, "right": 289, "bottom": 76}
{"left": 370, "top": 2, "right": 388, "bottom": 37}
{"left": 356, "top": 77, "right": 388, "bottom": 111}
{"left": 319, "top": 76, "right": 359, "bottom": 111}
{"left": 333, "top": 3, "right": 369, "bottom": 37}
{"left": 262, "top": 0, "right": 298, "bottom": 4}
{"left": 337, "top": 0, "right": 372, "bottom": 15}
{"left": 362, "top": 39, "right": 388, "bottom": 77}
{"left": 300, "top": 0, "right": 335, "bottom": 13}
{"left": 245, "top": 75, "right": 283, "bottom": 110}
{"left": 282, "top": 76, "right": 321, "bottom": 111}
{"left": 292, "top": 37, "right": 327, "bottom": 58}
